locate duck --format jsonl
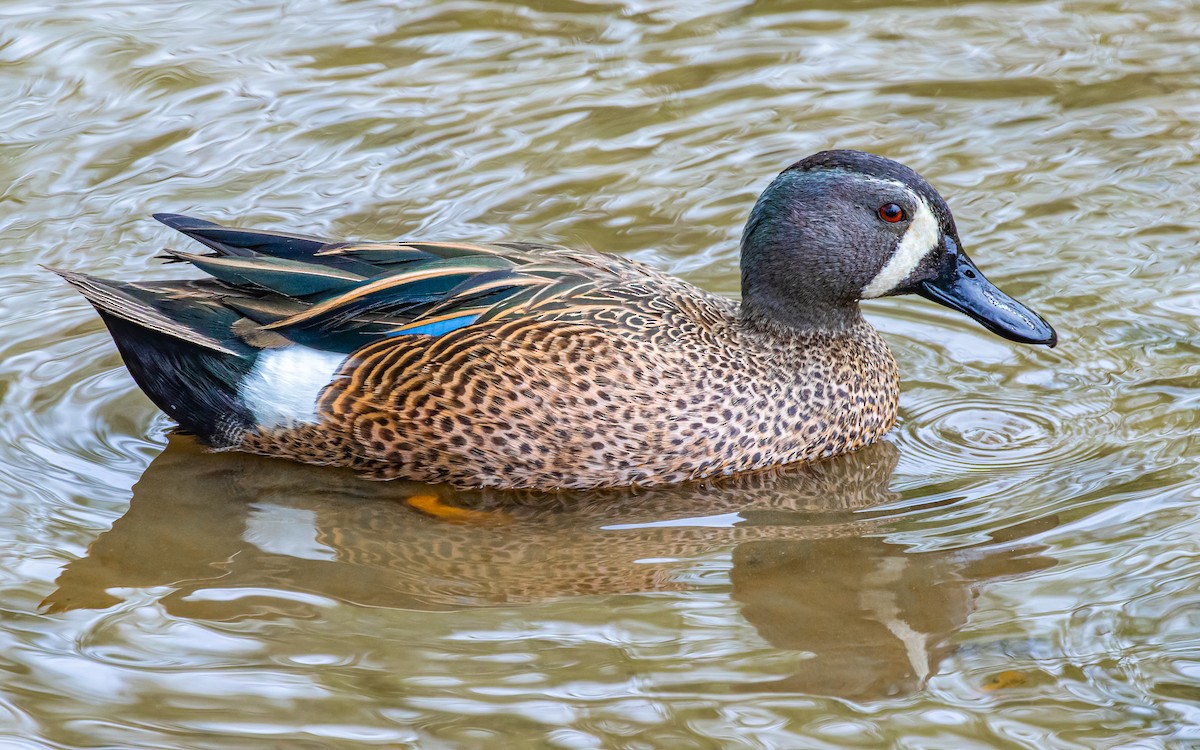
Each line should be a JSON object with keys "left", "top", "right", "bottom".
{"left": 55, "top": 150, "right": 1056, "bottom": 490}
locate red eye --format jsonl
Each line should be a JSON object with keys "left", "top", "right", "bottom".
{"left": 878, "top": 203, "right": 905, "bottom": 223}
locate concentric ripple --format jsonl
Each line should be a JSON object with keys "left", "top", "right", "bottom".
{"left": 894, "top": 389, "right": 1115, "bottom": 475}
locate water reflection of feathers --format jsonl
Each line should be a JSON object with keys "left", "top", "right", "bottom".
{"left": 46, "top": 436, "right": 1054, "bottom": 699}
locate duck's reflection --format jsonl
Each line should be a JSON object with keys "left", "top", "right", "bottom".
{"left": 47, "top": 435, "right": 1053, "bottom": 699}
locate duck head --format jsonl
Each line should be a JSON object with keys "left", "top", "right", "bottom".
{"left": 740, "top": 149, "right": 1056, "bottom": 347}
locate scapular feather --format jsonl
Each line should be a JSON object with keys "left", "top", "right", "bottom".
{"left": 169, "top": 251, "right": 367, "bottom": 298}
{"left": 78, "top": 214, "right": 646, "bottom": 357}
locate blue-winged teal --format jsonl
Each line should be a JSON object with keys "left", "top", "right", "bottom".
{"left": 56, "top": 150, "right": 1056, "bottom": 490}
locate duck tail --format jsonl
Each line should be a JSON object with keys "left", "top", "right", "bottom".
{"left": 51, "top": 268, "right": 258, "bottom": 445}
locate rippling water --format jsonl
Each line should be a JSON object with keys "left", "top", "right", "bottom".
{"left": 1, "top": 0, "right": 1198, "bottom": 746}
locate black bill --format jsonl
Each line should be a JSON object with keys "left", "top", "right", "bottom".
{"left": 917, "top": 237, "right": 1057, "bottom": 347}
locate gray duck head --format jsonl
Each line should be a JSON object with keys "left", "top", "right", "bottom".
{"left": 740, "top": 149, "right": 1056, "bottom": 346}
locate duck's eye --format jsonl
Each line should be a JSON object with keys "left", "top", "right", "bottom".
{"left": 878, "top": 203, "right": 906, "bottom": 223}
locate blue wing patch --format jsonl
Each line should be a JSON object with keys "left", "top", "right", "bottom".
{"left": 390, "top": 314, "right": 480, "bottom": 337}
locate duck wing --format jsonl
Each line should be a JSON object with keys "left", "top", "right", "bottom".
{"left": 152, "top": 213, "right": 664, "bottom": 353}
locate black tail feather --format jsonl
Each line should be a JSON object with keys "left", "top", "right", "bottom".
{"left": 53, "top": 267, "right": 257, "bottom": 445}
{"left": 96, "top": 312, "right": 255, "bottom": 445}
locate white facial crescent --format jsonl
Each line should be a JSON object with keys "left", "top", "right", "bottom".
{"left": 861, "top": 194, "right": 941, "bottom": 299}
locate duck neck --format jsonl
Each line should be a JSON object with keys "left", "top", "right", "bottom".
{"left": 738, "top": 291, "right": 865, "bottom": 339}
{"left": 737, "top": 174, "right": 867, "bottom": 338}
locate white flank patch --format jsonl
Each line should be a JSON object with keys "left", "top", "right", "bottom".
{"left": 240, "top": 345, "right": 347, "bottom": 428}
{"left": 860, "top": 195, "right": 941, "bottom": 299}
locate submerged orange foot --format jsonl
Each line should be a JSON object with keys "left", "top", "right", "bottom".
{"left": 406, "top": 494, "right": 511, "bottom": 526}
{"left": 982, "top": 669, "right": 1029, "bottom": 691}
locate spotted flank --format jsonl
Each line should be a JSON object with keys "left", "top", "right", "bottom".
{"left": 54, "top": 150, "right": 1056, "bottom": 490}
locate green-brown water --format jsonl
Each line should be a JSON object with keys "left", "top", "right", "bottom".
{"left": 2, "top": 0, "right": 1198, "bottom": 746}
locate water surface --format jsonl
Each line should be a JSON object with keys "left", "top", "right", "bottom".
{"left": 1, "top": 0, "right": 1198, "bottom": 747}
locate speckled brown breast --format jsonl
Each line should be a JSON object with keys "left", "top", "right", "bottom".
{"left": 237, "top": 268, "right": 900, "bottom": 490}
